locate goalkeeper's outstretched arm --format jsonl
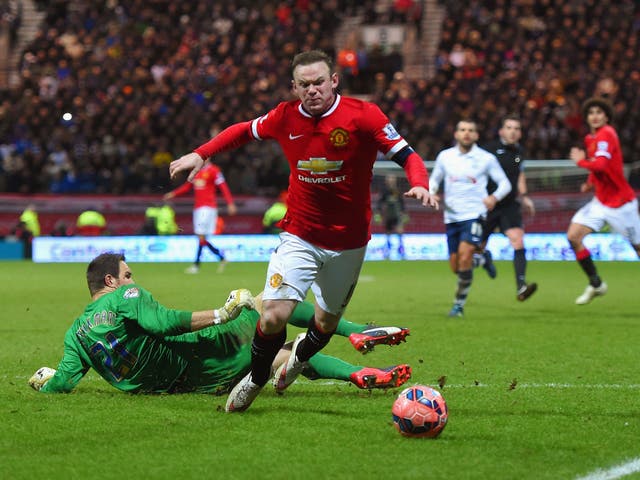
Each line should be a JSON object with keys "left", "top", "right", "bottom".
{"left": 29, "top": 341, "right": 90, "bottom": 393}
{"left": 190, "top": 289, "right": 256, "bottom": 331}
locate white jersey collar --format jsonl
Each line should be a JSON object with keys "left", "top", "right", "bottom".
{"left": 457, "top": 143, "right": 479, "bottom": 156}
{"left": 298, "top": 94, "right": 341, "bottom": 118}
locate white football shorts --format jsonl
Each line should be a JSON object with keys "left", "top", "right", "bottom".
{"left": 262, "top": 232, "right": 366, "bottom": 316}
{"left": 571, "top": 197, "right": 640, "bottom": 245}
{"left": 193, "top": 206, "right": 218, "bottom": 235}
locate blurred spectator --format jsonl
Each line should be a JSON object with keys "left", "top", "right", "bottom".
{"left": 140, "top": 206, "right": 160, "bottom": 235}
{"left": 373, "top": 175, "right": 407, "bottom": 259}
{"left": 51, "top": 219, "right": 73, "bottom": 236}
{"left": 1, "top": 0, "right": 639, "bottom": 198}
{"left": 1, "top": 0, "right": 21, "bottom": 49}
{"left": 9, "top": 221, "right": 33, "bottom": 259}
{"left": 141, "top": 203, "right": 178, "bottom": 235}
{"left": 76, "top": 209, "right": 107, "bottom": 236}
{"left": 19, "top": 203, "right": 40, "bottom": 237}
{"left": 337, "top": 32, "right": 360, "bottom": 93}
{"left": 262, "top": 190, "right": 288, "bottom": 234}
{"left": 156, "top": 203, "right": 178, "bottom": 235}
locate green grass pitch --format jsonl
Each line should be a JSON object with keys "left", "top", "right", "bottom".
{"left": 1, "top": 259, "right": 638, "bottom": 479}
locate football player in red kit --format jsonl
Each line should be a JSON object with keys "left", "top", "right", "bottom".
{"left": 164, "top": 160, "right": 236, "bottom": 273}
{"left": 568, "top": 97, "right": 640, "bottom": 305}
{"left": 169, "top": 50, "right": 438, "bottom": 412}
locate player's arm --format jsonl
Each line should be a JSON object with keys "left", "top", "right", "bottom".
{"left": 163, "top": 181, "right": 193, "bottom": 200}
{"left": 130, "top": 287, "right": 255, "bottom": 335}
{"left": 393, "top": 147, "right": 438, "bottom": 209}
{"left": 365, "top": 104, "right": 436, "bottom": 208}
{"left": 30, "top": 336, "right": 90, "bottom": 393}
{"left": 217, "top": 179, "right": 237, "bottom": 216}
{"left": 485, "top": 157, "right": 512, "bottom": 210}
{"left": 169, "top": 121, "right": 254, "bottom": 181}
{"left": 518, "top": 172, "right": 535, "bottom": 215}
{"left": 570, "top": 143, "right": 610, "bottom": 173}
{"left": 576, "top": 155, "right": 609, "bottom": 172}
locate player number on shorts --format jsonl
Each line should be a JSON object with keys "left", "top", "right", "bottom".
{"left": 471, "top": 220, "right": 483, "bottom": 238}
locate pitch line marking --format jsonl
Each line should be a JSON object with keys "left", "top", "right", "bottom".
{"left": 575, "top": 457, "right": 640, "bottom": 480}
{"left": 294, "top": 380, "right": 640, "bottom": 389}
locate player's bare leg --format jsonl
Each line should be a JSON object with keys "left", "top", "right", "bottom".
{"left": 568, "top": 223, "right": 607, "bottom": 304}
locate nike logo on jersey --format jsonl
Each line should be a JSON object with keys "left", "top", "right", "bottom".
{"left": 289, "top": 133, "right": 304, "bottom": 140}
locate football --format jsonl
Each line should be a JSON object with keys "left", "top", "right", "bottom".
{"left": 391, "top": 385, "right": 448, "bottom": 438}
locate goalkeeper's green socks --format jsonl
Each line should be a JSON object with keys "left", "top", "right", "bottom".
{"left": 288, "top": 301, "right": 365, "bottom": 337}
{"left": 304, "top": 353, "right": 360, "bottom": 381}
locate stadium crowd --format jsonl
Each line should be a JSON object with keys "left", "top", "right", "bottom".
{"left": 0, "top": 0, "right": 639, "bottom": 200}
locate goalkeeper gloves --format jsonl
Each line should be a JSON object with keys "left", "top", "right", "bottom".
{"left": 215, "top": 289, "right": 255, "bottom": 324}
{"left": 29, "top": 367, "right": 56, "bottom": 391}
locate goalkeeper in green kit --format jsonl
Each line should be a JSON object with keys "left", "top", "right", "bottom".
{"left": 29, "top": 253, "right": 411, "bottom": 395}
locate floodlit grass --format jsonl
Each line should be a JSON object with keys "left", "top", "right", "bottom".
{"left": 1, "top": 259, "right": 638, "bottom": 479}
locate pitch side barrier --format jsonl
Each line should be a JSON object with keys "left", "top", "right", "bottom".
{"left": 32, "top": 233, "right": 638, "bottom": 263}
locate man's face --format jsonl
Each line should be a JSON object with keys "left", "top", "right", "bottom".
{"left": 454, "top": 121, "right": 479, "bottom": 150}
{"left": 587, "top": 106, "right": 608, "bottom": 131}
{"left": 115, "top": 261, "right": 134, "bottom": 287}
{"left": 499, "top": 119, "right": 522, "bottom": 145}
{"left": 292, "top": 61, "right": 338, "bottom": 116}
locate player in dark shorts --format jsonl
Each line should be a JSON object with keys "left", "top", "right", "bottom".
{"left": 481, "top": 115, "right": 537, "bottom": 302}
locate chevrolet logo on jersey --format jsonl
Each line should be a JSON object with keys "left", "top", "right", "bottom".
{"left": 297, "top": 157, "right": 344, "bottom": 174}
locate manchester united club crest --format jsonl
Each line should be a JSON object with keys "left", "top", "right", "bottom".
{"left": 269, "top": 273, "right": 283, "bottom": 288}
{"left": 329, "top": 128, "right": 349, "bottom": 148}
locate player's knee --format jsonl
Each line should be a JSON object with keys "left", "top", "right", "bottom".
{"left": 260, "top": 313, "right": 285, "bottom": 333}
{"left": 260, "top": 302, "right": 293, "bottom": 334}
{"left": 314, "top": 310, "right": 341, "bottom": 333}
{"left": 510, "top": 237, "right": 524, "bottom": 250}
{"left": 566, "top": 226, "right": 583, "bottom": 246}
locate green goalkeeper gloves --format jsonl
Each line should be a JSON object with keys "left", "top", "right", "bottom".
{"left": 29, "top": 367, "right": 56, "bottom": 391}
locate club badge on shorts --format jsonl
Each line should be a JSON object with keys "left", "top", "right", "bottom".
{"left": 269, "top": 273, "right": 283, "bottom": 289}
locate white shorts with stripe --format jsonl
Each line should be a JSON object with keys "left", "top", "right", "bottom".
{"left": 571, "top": 197, "right": 640, "bottom": 245}
{"left": 262, "top": 232, "right": 367, "bottom": 316}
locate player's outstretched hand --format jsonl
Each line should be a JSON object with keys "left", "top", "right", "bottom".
{"left": 405, "top": 186, "right": 439, "bottom": 210}
{"left": 169, "top": 152, "right": 205, "bottom": 182}
{"left": 29, "top": 367, "right": 56, "bottom": 391}
{"left": 220, "top": 289, "right": 255, "bottom": 322}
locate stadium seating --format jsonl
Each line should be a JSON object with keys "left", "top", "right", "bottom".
{"left": 1, "top": 0, "right": 638, "bottom": 234}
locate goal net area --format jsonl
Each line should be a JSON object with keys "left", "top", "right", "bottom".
{"left": 371, "top": 159, "right": 640, "bottom": 234}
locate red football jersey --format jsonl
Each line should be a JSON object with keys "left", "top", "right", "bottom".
{"left": 579, "top": 125, "right": 635, "bottom": 208}
{"left": 170, "top": 163, "right": 233, "bottom": 209}
{"left": 251, "top": 95, "right": 411, "bottom": 250}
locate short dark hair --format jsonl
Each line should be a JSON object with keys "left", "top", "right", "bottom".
{"left": 86, "top": 253, "right": 125, "bottom": 295}
{"left": 456, "top": 118, "right": 477, "bottom": 130}
{"left": 582, "top": 97, "right": 613, "bottom": 122}
{"left": 500, "top": 114, "right": 521, "bottom": 127}
{"left": 291, "top": 50, "right": 334, "bottom": 75}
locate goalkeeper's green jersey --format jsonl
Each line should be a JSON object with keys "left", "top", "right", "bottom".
{"left": 41, "top": 284, "right": 257, "bottom": 394}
